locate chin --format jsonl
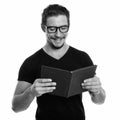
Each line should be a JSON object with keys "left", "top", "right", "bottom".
{"left": 51, "top": 43, "right": 64, "bottom": 49}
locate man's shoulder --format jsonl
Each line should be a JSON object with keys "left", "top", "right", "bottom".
{"left": 23, "top": 48, "right": 43, "bottom": 65}
{"left": 70, "top": 46, "right": 88, "bottom": 55}
{"left": 70, "top": 46, "right": 93, "bottom": 65}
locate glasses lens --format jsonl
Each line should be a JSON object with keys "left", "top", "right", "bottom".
{"left": 60, "top": 26, "right": 69, "bottom": 33}
{"left": 47, "top": 26, "right": 56, "bottom": 33}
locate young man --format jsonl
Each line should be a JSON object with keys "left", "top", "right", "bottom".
{"left": 12, "top": 4, "right": 106, "bottom": 120}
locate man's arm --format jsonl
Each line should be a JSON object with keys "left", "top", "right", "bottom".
{"left": 89, "top": 87, "right": 106, "bottom": 104}
{"left": 12, "top": 81, "right": 35, "bottom": 112}
{"left": 12, "top": 79, "right": 56, "bottom": 113}
{"left": 82, "top": 76, "right": 106, "bottom": 104}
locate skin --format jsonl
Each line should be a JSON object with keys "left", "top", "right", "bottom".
{"left": 82, "top": 76, "right": 106, "bottom": 104}
{"left": 12, "top": 14, "right": 106, "bottom": 113}
{"left": 43, "top": 15, "right": 69, "bottom": 60}
{"left": 45, "top": 15, "right": 68, "bottom": 49}
{"left": 82, "top": 76, "right": 101, "bottom": 93}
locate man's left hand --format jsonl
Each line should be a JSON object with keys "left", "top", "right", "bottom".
{"left": 82, "top": 76, "right": 102, "bottom": 94}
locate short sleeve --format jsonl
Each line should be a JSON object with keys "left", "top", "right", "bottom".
{"left": 82, "top": 52, "right": 94, "bottom": 67}
{"left": 18, "top": 58, "right": 36, "bottom": 84}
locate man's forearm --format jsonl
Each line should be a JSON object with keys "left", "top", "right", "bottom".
{"left": 12, "top": 87, "right": 35, "bottom": 112}
{"left": 90, "top": 88, "right": 106, "bottom": 104}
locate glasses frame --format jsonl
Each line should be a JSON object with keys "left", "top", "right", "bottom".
{"left": 46, "top": 25, "right": 69, "bottom": 33}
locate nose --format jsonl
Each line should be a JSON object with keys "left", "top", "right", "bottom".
{"left": 55, "top": 29, "right": 62, "bottom": 37}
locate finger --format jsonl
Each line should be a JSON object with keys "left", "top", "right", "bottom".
{"left": 36, "top": 88, "right": 55, "bottom": 97}
{"left": 43, "top": 87, "right": 56, "bottom": 93}
{"left": 83, "top": 77, "right": 101, "bottom": 86}
{"left": 38, "top": 89, "right": 54, "bottom": 95}
{"left": 84, "top": 78, "right": 92, "bottom": 83}
{"left": 82, "top": 85, "right": 101, "bottom": 90}
{"left": 84, "top": 76, "right": 100, "bottom": 82}
{"left": 82, "top": 81, "right": 100, "bottom": 86}
{"left": 39, "top": 82, "right": 57, "bottom": 87}
{"left": 36, "top": 86, "right": 56, "bottom": 91}
{"left": 36, "top": 82, "right": 56, "bottom": 87}
{"left": 42, "top": 89, "right": 54, "bottom": 94}
{"left": 84, "top": 78, "right": 98, "bottom": 83}
{"left": 36, "top": 78, "right": 52, "bottom": 83}
{"left": 37, "top": 87, "right": 56, "bottom": 95}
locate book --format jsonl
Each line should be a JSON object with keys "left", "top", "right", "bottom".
{"left": 41, "top": 65, "right": 97, "bottom": 98}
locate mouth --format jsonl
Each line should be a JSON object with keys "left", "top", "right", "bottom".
{"left": 48, "top": 37, "right": 65, "bottom": 49}
{"left": 52, "top": 37, "right": 65, "bottom": 41}
{"left": 53, "top": 38, "right": 64, "bottom": 45}
{"left": 54, "top": 38, "right": 62, "bottom": 43}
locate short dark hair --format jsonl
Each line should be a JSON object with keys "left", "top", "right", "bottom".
{"left": 41, "top": 4, "right": 70, "bottom": 32}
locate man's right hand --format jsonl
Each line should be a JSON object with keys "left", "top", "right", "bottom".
{"left": 30, "top": 78, "right": 56, "bottom": 97}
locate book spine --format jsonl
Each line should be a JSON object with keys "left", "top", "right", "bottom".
{"left": 67, "top": 72, "right": 73, "bottom": 97}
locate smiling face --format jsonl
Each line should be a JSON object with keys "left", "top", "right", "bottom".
{"left": 45, "top": 15, "right": 69, "bottom": 49}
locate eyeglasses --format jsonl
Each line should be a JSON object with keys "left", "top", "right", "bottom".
{"left": 46, "top": 25, "right": 69, "bottom": 33}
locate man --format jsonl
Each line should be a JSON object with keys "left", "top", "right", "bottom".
{"left": 12, "top": 4, "right": 106, "bottom": 120}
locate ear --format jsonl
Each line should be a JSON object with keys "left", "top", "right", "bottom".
{"left": 41, "top": 24, "right": 45, "bottom": 32}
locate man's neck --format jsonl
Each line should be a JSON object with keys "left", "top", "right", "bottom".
{"left": 43, "top": 43, "right": 69, "bottom": 60}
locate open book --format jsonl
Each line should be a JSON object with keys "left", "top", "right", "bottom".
{"left": 41, "top": 65, "right": 97, "bottom": 98}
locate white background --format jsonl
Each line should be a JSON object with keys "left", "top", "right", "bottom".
{"left": 0, "top": 0, "right": 120, "bottom": 119}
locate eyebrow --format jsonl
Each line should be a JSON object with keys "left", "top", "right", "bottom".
{"left": 47, "top": 25, "right": 68, "bottom": 27}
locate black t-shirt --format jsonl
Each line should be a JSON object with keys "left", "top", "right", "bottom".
{"left": 18, "top": 46, "right": 93, "bottom": 120}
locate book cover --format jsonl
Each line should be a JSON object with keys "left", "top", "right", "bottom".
{"left": 41, "top": 65, "right": 97, "bottom": 98}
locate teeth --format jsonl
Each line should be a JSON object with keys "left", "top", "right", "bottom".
{"left": 51, "top": 38, "right": 63, "bottom": 42}
{"left": 56, "top": 41, "right": 60, "bottom": 43}
{"left": 54, "top": 39, "right": 61, "bottom": 42}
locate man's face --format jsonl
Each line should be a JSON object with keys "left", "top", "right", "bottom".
{"left": 45, "top": 15, "right": 69, "bottom": 49}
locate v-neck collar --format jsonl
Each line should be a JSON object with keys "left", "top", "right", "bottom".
{"left": 42, "top": 46, "right": 71, "bottom": 61}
